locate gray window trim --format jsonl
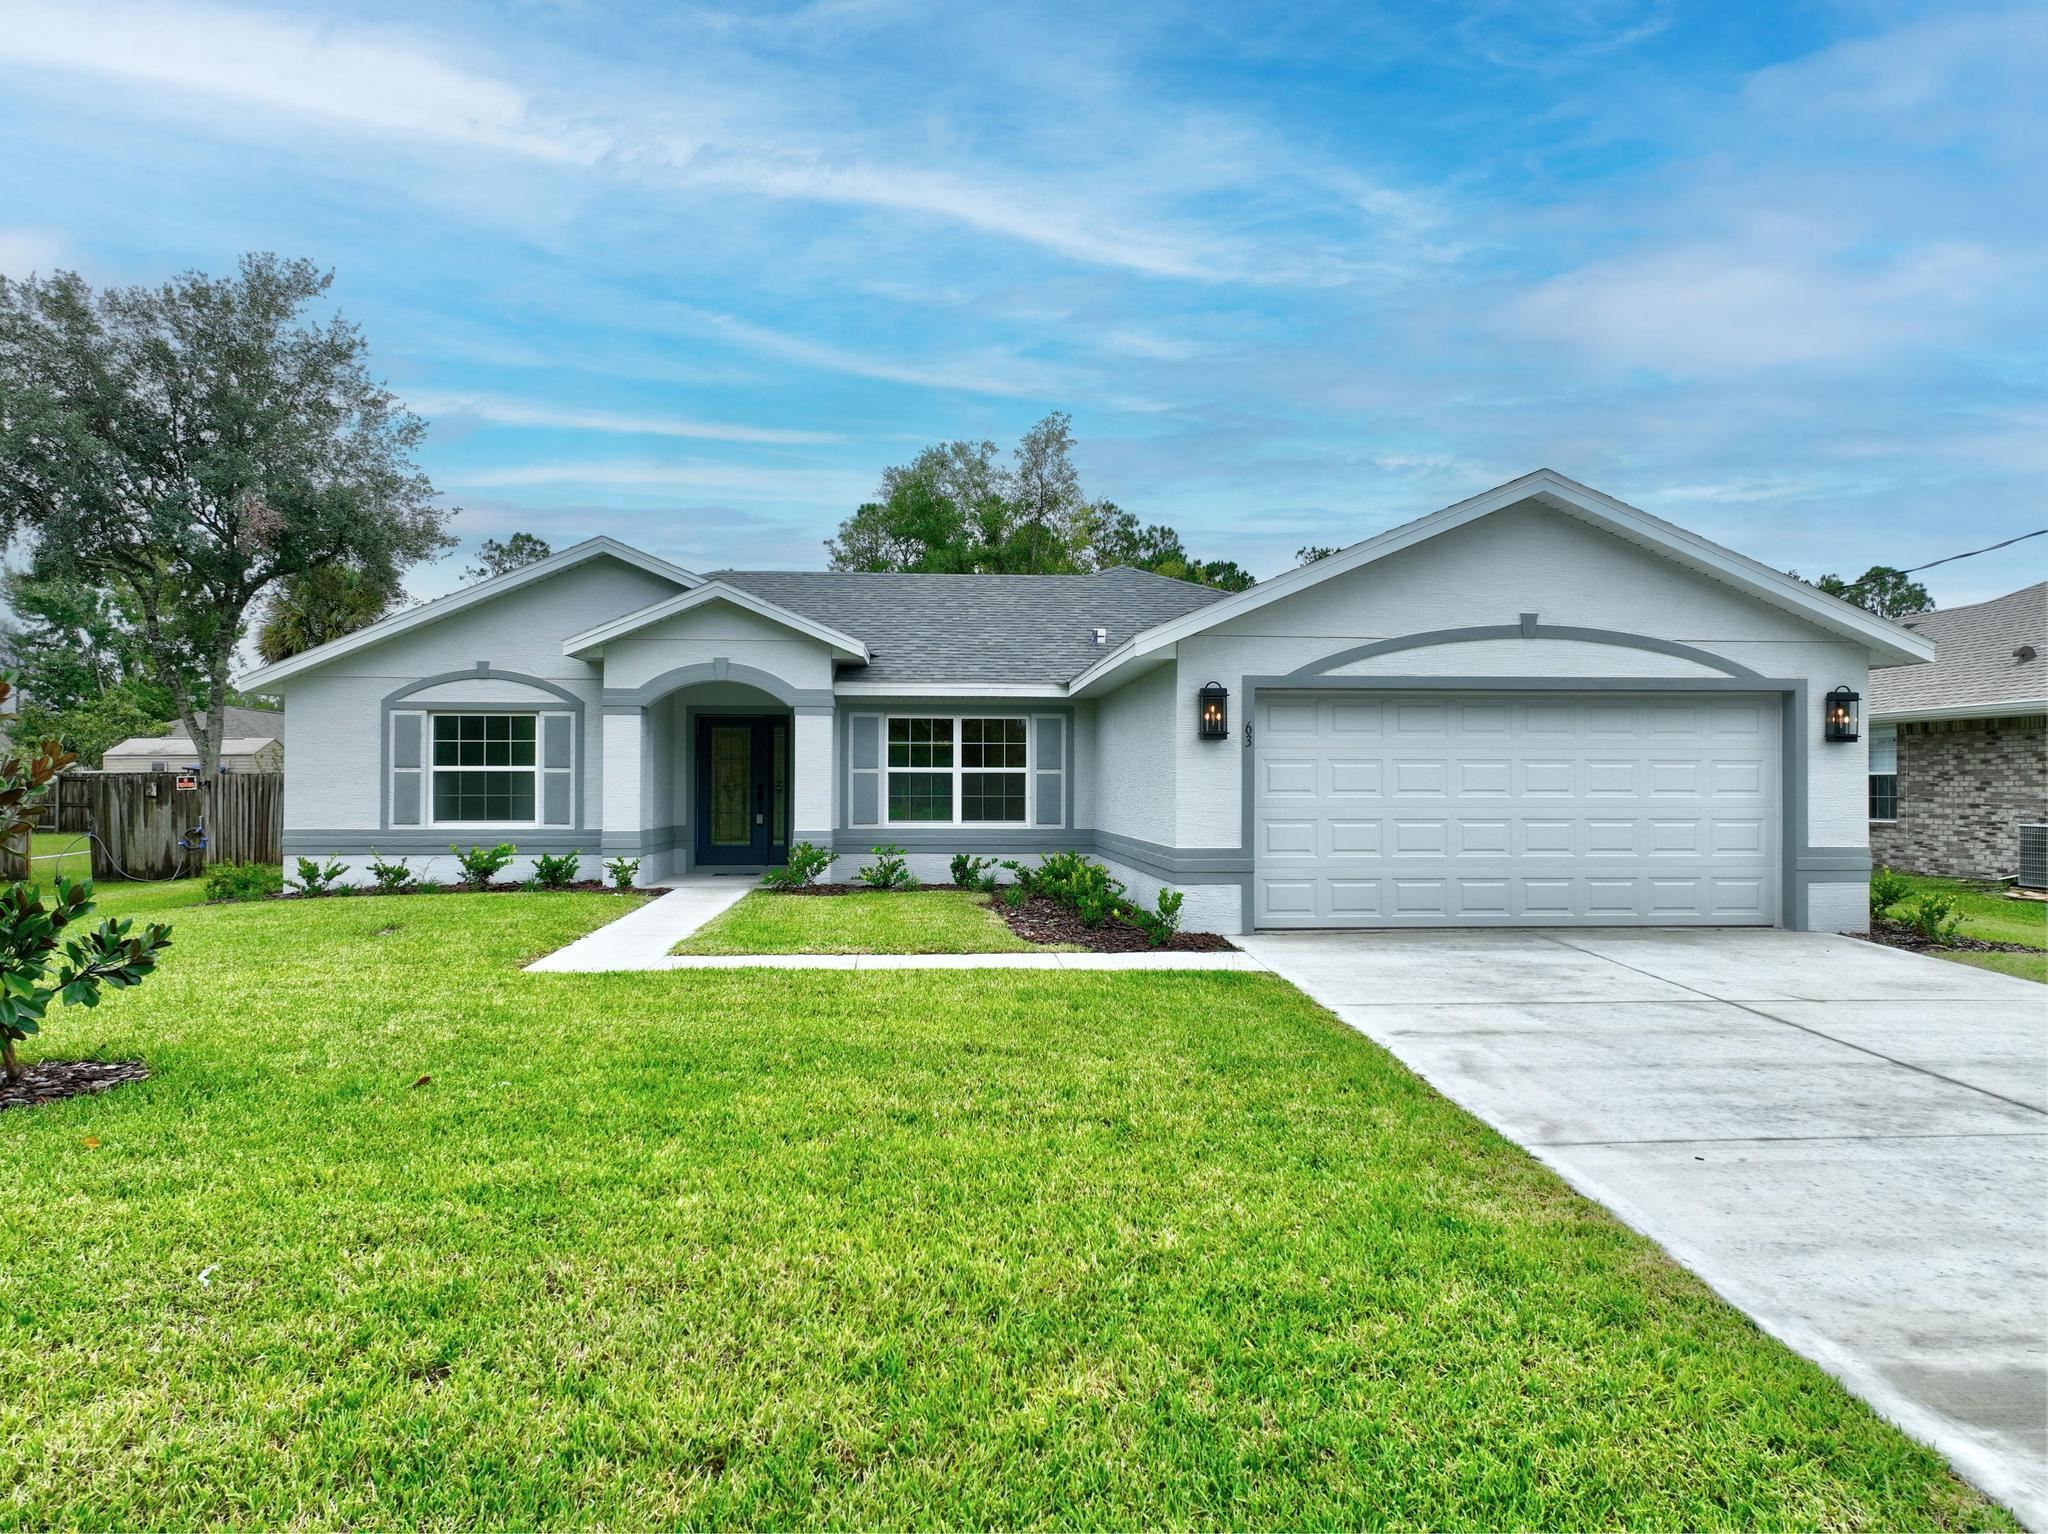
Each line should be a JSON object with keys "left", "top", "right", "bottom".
{"left": 836, "top": 702, "right": 1073, "bottom": 832}
{"left": 381, "top": 666, "right": 589, "bottom": 834}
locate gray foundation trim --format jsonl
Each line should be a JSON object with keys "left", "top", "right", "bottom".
{"left": 599, "top": 823, "right": 685, "bottom": 856}
{"left": 380, "top": 665, "right": 587, "bottom": 835}
{"left": 1094, "top": 829, "right": 1251, "bottom": 881}
{"left": 1289, "top": 624, "right": 1765, "bottom": 681}
{"left": 285, "top": 830, "right": 598, "bottom": 856}
{"left": 1237, "top": 675, "right": 1845, "bottom": 933}
{"left": 832, "top": 828, "right": 1085, "bottom": 855}
{"left": 603, "top": 661, "right": 834, "bottom": 710}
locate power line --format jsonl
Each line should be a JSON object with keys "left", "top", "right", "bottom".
{"left": 1900, "top": 528, "right": 2048, "bottom": 575}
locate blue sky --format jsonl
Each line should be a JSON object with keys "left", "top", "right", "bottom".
{"left": 2, "top": 0, "right": 2042, "bottom": 603}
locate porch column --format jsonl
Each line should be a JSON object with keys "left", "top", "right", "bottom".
{"left": 601, "top": 706, "right": 646, "bottom": 858}
{"left": 793, "top": 705, "right": 836, "bottom": 847}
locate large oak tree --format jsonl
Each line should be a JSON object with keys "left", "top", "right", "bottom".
{"left": 0, "top": 254, "right": 454, "bottom": 776}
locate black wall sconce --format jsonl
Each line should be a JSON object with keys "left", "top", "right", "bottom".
{"left": 1824, "top": 684, "right": 1861, "bottom": 743}
{"left": 1198, "top": 681, "right": 1229, "bottom": 740}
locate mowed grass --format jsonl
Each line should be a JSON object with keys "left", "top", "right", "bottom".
{"left": 27, "top": 830, "right": 92, "bottom": 883}
{"left": 676, "top": 887, "right": 1066, "bottom": 955}
{"left": 0, "top": 888, "right": 2011, "bottom": 1529}
{"left": 1879, "top": 872, "right": 2048, "bottom": 985}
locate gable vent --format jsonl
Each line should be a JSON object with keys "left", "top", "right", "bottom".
{"left": 1091, "top": 626, "right": 1109, "bottom": 646}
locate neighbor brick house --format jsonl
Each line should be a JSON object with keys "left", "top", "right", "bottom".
{"left": 1868, "top": 582, "right": 2046, "bottom": 880}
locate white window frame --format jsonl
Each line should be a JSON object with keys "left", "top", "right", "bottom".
{"left": 883, "top": 714, "right": 1032, "bottom": 827}
{"left": 426, "top": 711, "right": 543, "bottom": 830}
{"left": 1868, "top": 722, "right": 1899, "bottom": 824}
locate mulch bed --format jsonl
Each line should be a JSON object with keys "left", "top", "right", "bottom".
{"left": 997, "top": 894, "right": 1236, "bottom": 952}
{"left": 1861, "top": 917, "right": 2043, "bottom": 957}
{"left": 0, "top": 1059, "right": 149, "bottom": 1114}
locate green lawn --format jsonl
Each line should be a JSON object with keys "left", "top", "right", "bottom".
{"left": 28, "top": 829, "right": 93, "bottom": 883}
{"left": 676, "top": 887, "right": 1069, "bottom": 954}
{"left": 1878, "top": 872, "right": 2048, "bottom": 985}
{"left": 0, "top": 888, "right": 2009, "bottom": 1528}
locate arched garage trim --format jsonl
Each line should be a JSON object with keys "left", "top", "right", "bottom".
{"left": 1287, "top": 620, "right": 1764, "bottom": 681}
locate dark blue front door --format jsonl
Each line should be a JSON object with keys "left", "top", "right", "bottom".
{"left": 694, "top": 715, "right": 789, "bottom": 866}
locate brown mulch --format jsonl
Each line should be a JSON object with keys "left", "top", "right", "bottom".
{"left": 0, "top": 1059, "right": 149, "bottom": 1114}
{"left": 996, "top": 894, "right": 1237, "bottom": 953}
{"left": 1860, "top": 917, "right": 2043, "bottom": 956}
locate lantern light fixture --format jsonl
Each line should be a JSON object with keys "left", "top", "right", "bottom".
{"left": 1823, "top": 684, "right": 1861, "bottom": 743}
{"left": 1197, "top": 681, "right": 1229, "bottom": 740}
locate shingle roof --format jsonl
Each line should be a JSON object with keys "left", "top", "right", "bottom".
{"left": 712, "top": 567, "right": 1231, "bottom": 686}
{"left": 1870, "top": 583, "right": 2047, "bottom": 718}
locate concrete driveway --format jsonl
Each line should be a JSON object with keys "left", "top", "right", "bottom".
{"left": 1235, "top": 925, "right": 2048, "bottom": 1528}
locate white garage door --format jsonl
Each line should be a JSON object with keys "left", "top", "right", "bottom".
{"left": 1253, "top": 690, "right": 1781, "bottom": 927}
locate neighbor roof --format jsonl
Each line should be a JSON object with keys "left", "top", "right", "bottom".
{"left": 171, "top": 705, "right": 286, "bottom": 742}
{"left": 1869, "top": 583, "right": 2047, "bottom": 722}
{"left": 104, "top": 736, "right": 280, "bottom": 757}
{"left": 714, "top": 567, "right": 1230, "bottom": 687}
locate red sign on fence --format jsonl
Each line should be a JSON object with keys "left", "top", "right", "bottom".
{"left": 175, "top": 774, "right": 198, "bottom": 792}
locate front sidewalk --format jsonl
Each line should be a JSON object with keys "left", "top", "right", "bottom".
{"left": 525, "top": 879, "right": 1269, "bottom": 973}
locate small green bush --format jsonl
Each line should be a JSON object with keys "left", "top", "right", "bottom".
{"left": 603, "top": 855, "right": 642, "bottom": 893}
{"left": 949, "top": 853, "right": 999, "bottom": 892}
{"left": 857, "top": 845, "right": 917, "bottom": 890}
{"left": 1906, "top": 890, "right": 1963, "bottom": 944}
{"left": 763, "top": 841, "right": 835, "bottom": 890}
{"left": 289, "top": 856, "right": 348, "bottom": 896}
{"left": 204, "top": 861, "right": 283, "bottom": 903}
{"left": 1126, "top": 889, "right": 1188, "bottom": 948}
{"left": 531, "top": 850, "right": 581, "bottom": 890}
{"left": 1030, "top": 851, "right": 1125, "bottom": 912}
{"left": 365, "top": 850, "right": 418, "bottom": 894}
{"left": 450, "top": 842, "right": 518, "bottom": 891}
{"left": 1001, "top": 883, "right": 1028, "bottom": 908}
{"left": 1870, "top": 865, "right": 1912, "bottom": 918}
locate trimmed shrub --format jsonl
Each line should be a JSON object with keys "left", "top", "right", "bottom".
{"left": 289, "top": 856, "right": 348, "bottom": 896}
{"left": 763, "top": 841, "right": 834, "bottom": 891}
{"left": 450, "top": 842, "right": 518, "bottom": 891}
{"left": 1869, "top": 865, "right": 1912, "bottom": 919}
{"left": 1907, "top": 890, "right": 1963, "bottom": 944}
{"left": 603, "top": 855, "right": 642, "bottom": 893}
{"left": 532, "top": 850, "right": 581, "bottom": 891}
{"left": 857, "top": 845, "right": 917, "bottom": 890}
{"left": 366, "top": 850, "right": 418, "bottom": 894}
{"left": 0, "top": 878, "right": 171, "bottom": 1085}
{"left": 204, "top": 861, "right": 283, "bottom": 903}
{"left": 949, "top": 853, "right": 999, "bottom": 893}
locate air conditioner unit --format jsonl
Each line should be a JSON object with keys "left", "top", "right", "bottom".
{"left": 2020, "top": 824, "right": 2048, "bottom": 891}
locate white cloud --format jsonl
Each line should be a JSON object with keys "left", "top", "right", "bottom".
{"left": 408, "top": 391, "right": 843, "bottom": 444}
{"left": 0, "top": 0, "right": 1425, "bottom": 287}
{"left": 0, "top": 3, "right": 599, "bottom": 164}
{"left": 451, "top": 459, "right": 870, "bottom": 503}
{"left": 0, "top": 226, "right": 65, "bottom": 278}
{"left": 1501, "top": 237, "right": 2015, "bottom": 373}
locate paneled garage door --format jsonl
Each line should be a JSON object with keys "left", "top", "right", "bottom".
{"left": 1252, "top": 690, "right": 1781, "bottom": 927}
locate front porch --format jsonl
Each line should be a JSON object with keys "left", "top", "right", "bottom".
{"left": 598, "top": 667, "right": 836, "bottom": 882}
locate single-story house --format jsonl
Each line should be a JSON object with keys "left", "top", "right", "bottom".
{"left": 237, "top": 469, "right": 1934, "bottom": 934}
{"left": 1868, "top": 582, "right": 2045, "bottom": 880}
{"left": 100, "top": 705, "right": 286, "bottom": 774}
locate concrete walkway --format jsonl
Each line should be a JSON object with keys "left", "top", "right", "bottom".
{"left": 525, "top": 878, "right": 1267, "bottom": 973}
{"left": 1236, "top": 925, "right": 2048, "bottom": 1529}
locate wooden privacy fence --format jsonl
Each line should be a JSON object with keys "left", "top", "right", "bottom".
{"left": 8, "top": 771, "right": 283, "bottom": 882}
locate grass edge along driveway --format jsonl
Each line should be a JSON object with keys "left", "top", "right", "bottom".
{"left": 0, "top": 885, "right": 2014, "bottom": 1529}
{"left": 1878, "top": 872, "right": 2047, "bottom": 984}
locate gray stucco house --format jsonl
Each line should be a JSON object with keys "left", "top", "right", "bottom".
{"left": 1868, "top": 582, "right": 2046, "bottom": 880}
{"left": 238, "top": 469, "right": 1934, "bottom": 935}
